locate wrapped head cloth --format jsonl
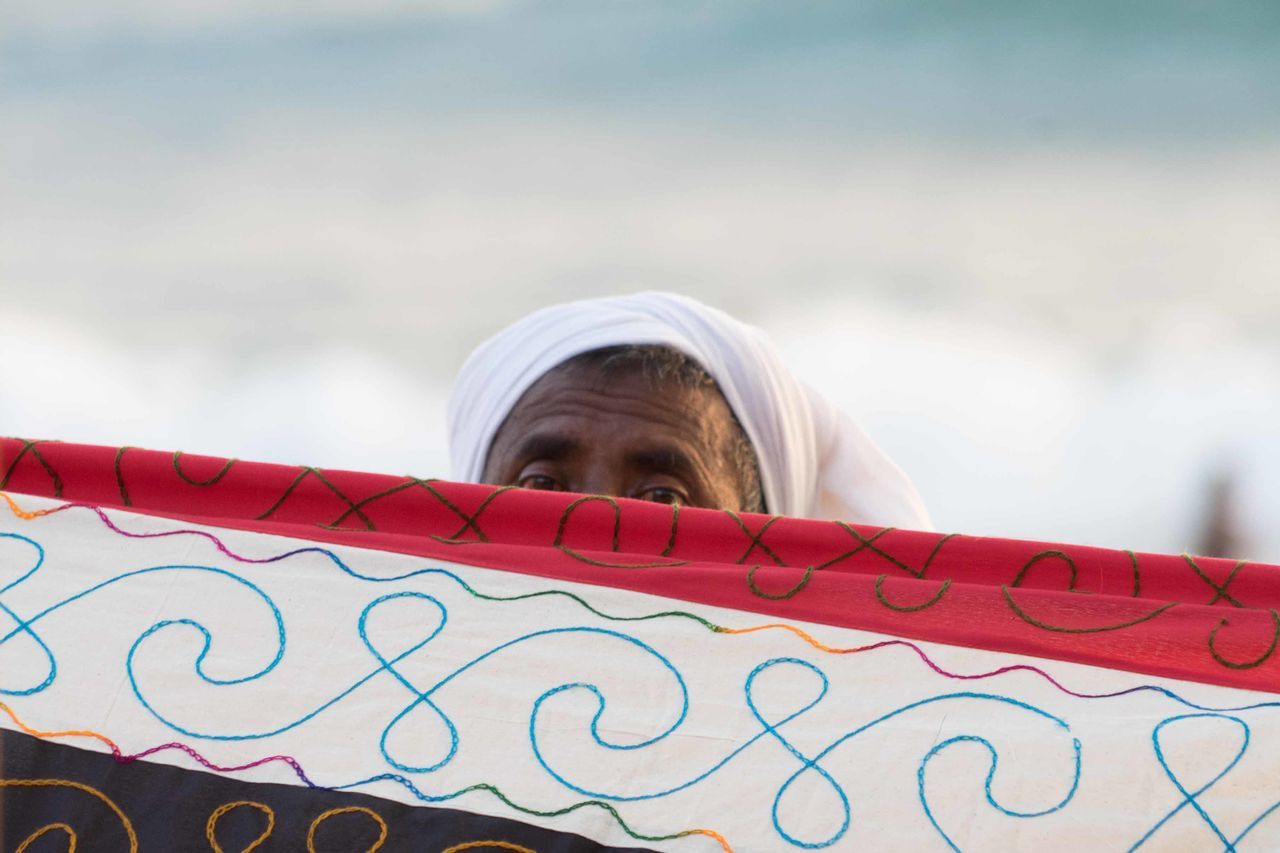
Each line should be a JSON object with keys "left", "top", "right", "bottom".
{"left": 448, "top": 292, "right": 933, "bottom": 529}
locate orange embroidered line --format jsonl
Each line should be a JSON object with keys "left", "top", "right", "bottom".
{"left": 307, "top": 806, "right": 388, "bottom": 853}
{"left": 441, "top": 842, "right": 538, "bottom": 853}
{"left": 0, "top": 490, "right": 61, "bottom": 520}
{"left": 0, "top": 700, "right": 120, "bottom": 751}
{"left": 207, "top": 801, "right": 275, "bottom": 853}
{"left": 0, "top": 778, "right": 138, "bottom": 852}
{"left": 717, "top": 622, "right": 855, "bottom": 654}
{"left": 682, "top": 827, "right": 734, "bottom": 852}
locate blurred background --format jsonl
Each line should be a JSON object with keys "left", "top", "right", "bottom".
{"left": 2, "top": 1, "right": 1277, "bottom": 559}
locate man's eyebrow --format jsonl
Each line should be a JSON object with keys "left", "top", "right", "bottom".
{"left": 512, "top": 434, "right": 580, "bottom": 463}
{"left": 625, "top": 445, "right": 700, "bottom": 480}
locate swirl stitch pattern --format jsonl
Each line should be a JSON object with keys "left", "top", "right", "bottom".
{"left": 4, "top": 507, "right": 1280, "bottom": 850}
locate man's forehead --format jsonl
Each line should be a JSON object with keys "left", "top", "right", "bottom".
{"left": 493, "top": 367, "right": 736, "bottom": 459}
{"left": 508, "top": 432, "right": 580, "bottom": 461}
{"left": 512, "top": 366, "right": 726, "bottom": 425}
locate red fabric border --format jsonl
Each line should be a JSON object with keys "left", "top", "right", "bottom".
{"left": 3, "top": 438, "right": 1278, "bottom": 693}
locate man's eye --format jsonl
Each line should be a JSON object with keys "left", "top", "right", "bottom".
{"left": 636, "top": 487, "right": 686, "bottom": 506}
{"left": 517, "top": 474, "right": 565, "bottom": 492}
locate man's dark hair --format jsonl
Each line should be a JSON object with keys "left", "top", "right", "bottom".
{"left": 555, "top": 345, "right": 765, "bottom": 513}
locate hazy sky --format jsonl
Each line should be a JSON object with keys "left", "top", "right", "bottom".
{"left": 4, "top": 1, "right": 1278, "bottom": 558}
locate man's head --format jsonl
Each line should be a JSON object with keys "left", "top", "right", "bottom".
{"left": 482, "top": 345, "right": 764, "bottom": 512}
{"left": 449, "top": 292, "right": 931, "bottom": 527}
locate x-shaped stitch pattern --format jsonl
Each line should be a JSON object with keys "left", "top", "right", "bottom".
{"left": 725, "top": 513, "right": 787, "bottom": 566}
{"left": 428, "top": 482, "right": 515, "bottom": 543}
{"left": 319, "top": 477, "right": 510, "bottom": 542}
{"left": 1183, "top": 555, "right": 1253, "bottom": 609}
{"left": 0, "top": 439, "right": 63, "bottom": 499}
{"left": 254, "top": 467, "right": 377, "bottom": 530}
{"left": 725, "top": 514, "right": 951, "bottom": 575}
{"left": 825, "top": 524, "right": 957, "bottom": 577}
{"left": 830, "top": 526, "right": 957, "bottom": 612}
{"left": 733, "top": 519, "right": 959, "bottom": 606}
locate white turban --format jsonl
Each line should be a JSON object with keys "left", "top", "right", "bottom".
{"left": 447, "top": 292, "right": 933, "bottom": 530}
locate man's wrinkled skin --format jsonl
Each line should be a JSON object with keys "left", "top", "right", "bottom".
{"left": 481, "top": 363, "right": 750, "bottom": 511}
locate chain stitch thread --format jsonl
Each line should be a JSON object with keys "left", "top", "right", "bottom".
{"left": 307, "top": 807, "right": 388, "bottom": 853}
{"left": 206, "top": 800, "right": 275, "bottom": 853}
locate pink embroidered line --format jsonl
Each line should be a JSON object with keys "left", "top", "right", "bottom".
{"left": 0, "top": 700, "right": 316, "bottom": 786}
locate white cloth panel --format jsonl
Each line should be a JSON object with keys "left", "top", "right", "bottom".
{"left": 3, "top": 497, "right": 1279, "bottom": 851}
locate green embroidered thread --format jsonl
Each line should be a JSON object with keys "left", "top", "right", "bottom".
{"left": 725, "top": 512, "right": 785, "bottom": 566}
{"left": 661, "top": 502, "right": 681, "bottom": 557}
{"left": 553, "top": 494, "right": 687, "bottom": 568}
{"left": 114, "top": 446, "right": 133, "bottom": 507}
{"left": 326, "top": 478, "right": 420, "bottom": 529}
{"left": 0, "top": 439, "right": 63, "bottom": 498}
{"left": 438, "top": 782, "right": 714, "bottom": 846}
{"left": 1207, "top": 609, "right": 1280, "bottom": 670}
{"left": 1001, "top": 586, "right": 1176, "bottom": 633}
{"left": 826, "top": 525, "right": 959, "bottom": 579}
{"left": 873, "top": 536, "right": 1015, "bottom": 613}
{"left": 452, "top": 572, "right": 722, "bottom": 632}
{"left": 325, "top": 476, "right": 512, "bottom": 541}
{"left": 918, "top": 532, "right": 958, "bottom": 575}
{"left": 874, "top": 574, "right": 952, "bottom": 612}
{"left": 557, "top": 548, "right": 690, "bottom": 570}
{"left": 254, "top": 467, "right": 376, "bottom": 530}
{"left": 554, "top": 495, "right": 623, "bottom": 551}
{"left": 1182, "top": 554, "right": 1250, "bottom": 608}
{"left": 21, "top": 440, "right": 1280, "bottom": 678}
{"left": 172, "top": 451, "right": 238, "bottom": 487}
{"left": 809, "top": 528, "right": 958, "bottom": 612}
{"left": 746, "top": 563, "right": 815, "bottom": 600}
{"left": 1011, "top": 550, "right": 1079, "bottom": 590}
{"left": 810, "top": 526, "right": 894, "bottom": 572}
{"left": 430, "top": 483, "right": 516, "bottom": 543}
